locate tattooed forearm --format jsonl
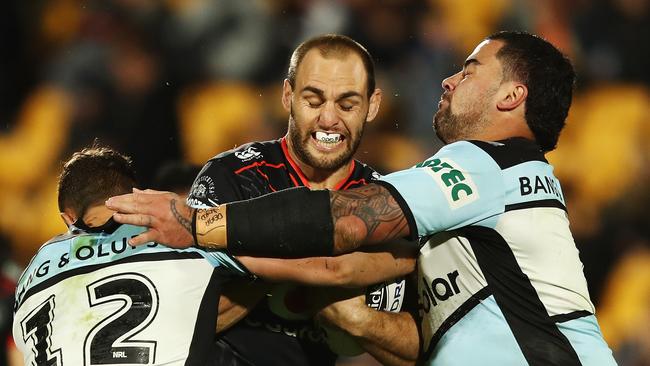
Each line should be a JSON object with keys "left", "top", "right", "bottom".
{"left": 170, "top": 199, "right": 193, "bottom": 235}
{"left": 330, "top": 184, "right": 409, "bottom": 250}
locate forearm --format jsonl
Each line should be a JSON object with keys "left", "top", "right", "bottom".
{"left": 237, "top": 244, "right": 416, "bottom": 287}
{"left": 321, "top": 300, "right": 419, "bottom": 366}
{"left": 195, "top": 185, "right": 410, "bottom": 257}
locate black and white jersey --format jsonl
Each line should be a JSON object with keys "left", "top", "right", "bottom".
{"left": 378, "top": 138, "right": 616, "bottom": 366}
{"left": 187, "top": 138, "right": 380, "bottom": 366}
{"left": 13, "top": 221, "right": 248, "bottom": 366}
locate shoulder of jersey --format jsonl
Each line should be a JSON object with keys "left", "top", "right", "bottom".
{"left": 354, "top": 159, "right": 382, "bottom": 181}
{"left": 207, "top": 139, "right": 284, "bottom": 170}
{"left": 465, "top": 138, "right": 547, "bottom": 169}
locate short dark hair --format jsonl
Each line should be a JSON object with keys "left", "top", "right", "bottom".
{"left": 58, "top": 145, "right": 137, "bottom": 217}
{"left": 287, "top": 34, "right": 376, "bottom": 98}
{"left": 487, "top": 31, "right": 576, "bottom": 152}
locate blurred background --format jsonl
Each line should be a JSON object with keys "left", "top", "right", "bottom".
{"left": 0, "top": 0, "right": 649, "bottom": 365}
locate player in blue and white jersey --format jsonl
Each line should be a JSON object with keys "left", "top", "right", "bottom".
{"left": 12, "top": 146, "right": 251, "bottom": 365}
{"left": 108, "top": 31, "right": 617, "bottom": 365}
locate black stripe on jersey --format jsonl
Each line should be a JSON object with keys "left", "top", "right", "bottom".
{"left": 462, "top": 226, "right": 582, "bottom": 366}
{"left": 505, "top": 199, "right": 567, "bottom": 212}
{"left": 17, "top": 252, "right": 205, "bottom": 310}
{"left": 469, "top": 138, "right": 547, "bottom": 169}
{"left": 374, "top": 180, "right": 419, "bottom": 241}
{"left": 186, "top": 267, "right": 229, "bottom": 366}
{"left": 421, "top": 287, "right": 491, "bottom": 360}
{"left": 551, "top": 310, "right": 593, "bottom": 324}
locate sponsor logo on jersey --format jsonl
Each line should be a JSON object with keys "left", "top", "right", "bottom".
{"left": 234, "top": 146, "right": 262, "bottom": 161}
{"left": 519, "top": 175, "right": 563, "bottom": 200}
{"left": 366, "top": 278, "right": 406, "bottom": 312}
{"left": 420, "top": 270, "right": 461, "bottom": 313}
{"left": 417, "top": 158, "right": 479, "bottom": 209}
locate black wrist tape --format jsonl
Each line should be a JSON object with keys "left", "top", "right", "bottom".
{"left": 190, "top": 208, "right": 199, "bottom": 247}
{"left": 227, "top": 187, "right": 334, "bottom": 258}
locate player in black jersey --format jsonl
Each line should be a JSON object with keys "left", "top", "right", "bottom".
{"left": 182, "top": 34, "right": 417, "bottom": 366}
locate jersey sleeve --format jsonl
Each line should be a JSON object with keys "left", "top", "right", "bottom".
{"left": 187, "top": 158, "right": 243, "bottom": 208}
{"left": 378, "top": 141, "right": 505, "bottom": 239}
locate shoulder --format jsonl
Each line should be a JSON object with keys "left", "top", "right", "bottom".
{"left": 205, "top": 139, "right": 284, "bottom": 171}
{"left": 465, "top": 138, "right": 547, "bottom": 169}
{"left": 352, "top": 159, "right": 382, "bottom": 181}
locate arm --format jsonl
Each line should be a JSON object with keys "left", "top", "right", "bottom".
{"left": 217, "top": 279, "right": 270, "bottom": 333}
{"left": 107, "top": 183, "right": 411, "bottom": 256}
{"left": 318, "top": 295, "right": 419, "bottom": 366}
{"left": 237, "top": 240, "right": 416, "bottom": 287}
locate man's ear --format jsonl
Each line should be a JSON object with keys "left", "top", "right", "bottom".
{"left": 497, "top": 82, "right": 527, "bottom": 111}
{"left": 60, "top": 209, "right": 77, "bottom": 227}
{"left": 282, "top": 79, "right": 293, "bottom": 112}
{"left": 366, "top": 88, "right": 383, "bottom": 122}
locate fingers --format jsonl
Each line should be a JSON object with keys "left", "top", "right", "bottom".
{"left": 128, "top": 229, "right": 158, "bottom": 246}
{"left": 106, "top": 192, "right": 160, "bottom": 214}
{"left": 113, "top": 213, "right": 153, "bottom": 227}
{"left": 134, "top": 187, "right": 171, "bottom": 195}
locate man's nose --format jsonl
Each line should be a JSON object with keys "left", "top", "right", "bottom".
{"left": 318, "top": 102, "right": 340, "bottom": 129}
{"left": 442, "top": 72, "right": 461, "bottom": 92}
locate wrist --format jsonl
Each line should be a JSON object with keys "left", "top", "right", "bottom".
{"left": 195, "top": 206, "right": 227, "bottom": 249}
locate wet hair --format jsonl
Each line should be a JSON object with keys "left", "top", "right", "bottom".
{"left": 287, "top": 34, "right": 376, "bottom": 98}
{"left": 487, "top": 31, "right": 576, "bottom": 152}
{"left": 57, "top": 145, "right": 136, "bottom": 217}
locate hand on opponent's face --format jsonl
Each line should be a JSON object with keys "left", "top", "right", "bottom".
{"left": 106, "top": 188, "right": 195, "bottom": 248}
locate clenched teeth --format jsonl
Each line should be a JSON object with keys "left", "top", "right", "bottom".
{"left": 315, "top": 132, "right": 341, "bottom": 143}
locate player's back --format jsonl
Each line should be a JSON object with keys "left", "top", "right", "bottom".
{"left": 13, "top": 221, "right": 246, "bottom": 366}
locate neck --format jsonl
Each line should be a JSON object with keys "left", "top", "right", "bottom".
{"left": 82, "top": 205, "right": 116, "bottom": 227}
{"left": 471, "top": 116, "right": 534, "bottom": 143}
{"left": 285, "top": 140, "right": 353, "bottom": 190}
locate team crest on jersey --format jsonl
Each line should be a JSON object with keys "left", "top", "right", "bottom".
{"left": 187, "top": 176, "right": 216, "bottom": 208}
{"left": 234, "top": 146, "right": 262, "bottom": 162}
{"left": 417, "top": 157, "right": 479, "bottom": 209}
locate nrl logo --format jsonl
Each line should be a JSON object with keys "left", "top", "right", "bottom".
{"left": 234, "top": 147, "right": 262, "bottom": 161}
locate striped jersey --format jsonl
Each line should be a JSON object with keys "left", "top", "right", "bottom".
{"left": 13, "top": 220, "right": 248, "bottom": 366}
{"left": 378, "top": 138, "right": 616, "bottom": 366}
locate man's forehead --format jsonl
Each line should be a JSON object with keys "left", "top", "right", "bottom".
{"left": 465, "top": 39, "right": 503, "bottom": 65}
{"left": 295, "top": 49, "right": 367, "bottom": 87}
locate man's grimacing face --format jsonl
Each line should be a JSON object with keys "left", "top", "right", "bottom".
{"left": 433, "top": 40, "right": 505, "bottom": 143}
{"left": 285, "top": 49, "right": 374, "bottom": 171}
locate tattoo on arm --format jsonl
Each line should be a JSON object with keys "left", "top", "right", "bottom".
{"left": 170, "top": 199, "right": 193, "bottom": 235}
{"left": 330, "top": 184, "right": 409, "bottom": 248}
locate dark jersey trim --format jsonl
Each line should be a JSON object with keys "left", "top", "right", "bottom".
{"left": 463, "top": 226, "right": 582, "bottom": 365}
{"left": 421, "top": 287, "right": 491, "bottom": 360}
{"left": 374, "top": 180, "right": 418, "bottom": 241}
{"left": 469, "top": 138, "right": 547, "bottom": 170}
{"left": 185, "top": 267, "right": 228, "bottom": 366}
{"left": 550, "top": 310, "right": 593, "bottom": 324}
{"left": 17, "top": 252, "right": 204, "bottom": 310}
{"left": 505, "top": 199, "right": 567, "bottom": 212}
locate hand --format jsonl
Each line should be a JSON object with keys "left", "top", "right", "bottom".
{"left": 106, "top": 188, "right": 195, "bottom": 248}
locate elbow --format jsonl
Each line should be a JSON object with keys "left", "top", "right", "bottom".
{"left": 333, "top": 217, "right": 366, "bottom": 254}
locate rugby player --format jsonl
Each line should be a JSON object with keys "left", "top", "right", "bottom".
{"left": 109, "top": 31, "right": 618, "bottom": 365}
{"left": 13, "top": 146, "right": 413, "bottom": 365}
{"left": 185, "top": 34, "right": 417, "bottom": 365}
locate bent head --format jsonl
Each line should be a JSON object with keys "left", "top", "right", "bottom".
{"left": 434, "top": 31, "right": 575, "bottom": 152}
{"left": 58, "top": 146, "right": 137, "bottom": 227}
{"left": 283, "top": 34, "right": 382, "bottom": 171}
